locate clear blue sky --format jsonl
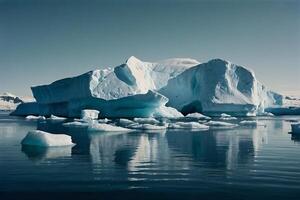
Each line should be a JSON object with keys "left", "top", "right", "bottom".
{"left": 1, "top": 0, "right": 299, "bottom": 96}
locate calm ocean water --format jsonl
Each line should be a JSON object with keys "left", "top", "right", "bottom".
{"left": 0, "top": 112, "right": 300, "bottom": 200}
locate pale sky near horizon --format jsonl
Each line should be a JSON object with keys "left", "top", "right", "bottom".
{"left": 0, "top": 0, "right": 299, "bottom": 96}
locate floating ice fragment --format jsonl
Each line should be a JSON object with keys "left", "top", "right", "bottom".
{"left": 168, "top": 121, "right": 209, "bottom": 130}
{"left": 128, "top": 123, "right": 168, "bottom": 130}
{"left": 220, "top": 113, "right": 237, "bottom": 120}
{"left": 21, "top": 130, "right": 75, "bottom": 147}
{"left": 25, "top": 115, "right": 46, "bottom": 120}
{"left": 49, "top": 115, "right": 67, "bottom": 121}
{"left": 88, "top": 122, "right": 132, "bottom": 132}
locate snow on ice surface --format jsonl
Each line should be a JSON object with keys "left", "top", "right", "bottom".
{"left": 291, "top": 123, "right": 300, "bottom": 134}
{"left": 168, "top": 122, "right": 209, "bottom": 130}
{"left": 21, "top": 130, "right": 75, "bottom": 147}
{"left": 185, "top": 112, "right": 211, "bottom": 120}
{"left": 88, "top": 122, "right": 132, "bottom": 132}
{"left": 81, "top": 109, "right": 99, "bottom": 120}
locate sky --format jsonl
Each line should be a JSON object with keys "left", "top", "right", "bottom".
{"left": 0, "top": 0, "right": 299, "bottom": 96}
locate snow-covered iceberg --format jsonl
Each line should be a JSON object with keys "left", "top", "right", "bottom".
{"left": 0, "top": 92, "right": 33, "bottom": 111}
{"left": 159, "top": 59, "right": 283, "bottom": 116}
{"left": 12, "top": 56, "right": 283, "bottom": 118}
{"left": 12, "top": 56, "right": 195, "bottom": 118}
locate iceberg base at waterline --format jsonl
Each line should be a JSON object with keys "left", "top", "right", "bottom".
{"left": 12, "top": 91, "right": 180, "bottom": 118}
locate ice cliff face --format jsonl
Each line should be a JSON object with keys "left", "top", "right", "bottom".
{"left": 12, "top": 56, "right": 283, "bottom": 117}
{"left": 159, "top": 59, "right": 282, "bottom": 116}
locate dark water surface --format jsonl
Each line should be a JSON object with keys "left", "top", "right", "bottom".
{"left": 0, "top": 112, "right": 300, "bottom": 199}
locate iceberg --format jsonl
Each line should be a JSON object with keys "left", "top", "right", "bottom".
{"left": 159, "top": 59, "right": 283, "bottom": 116}
{"left": 21, "top": 130, "right": 75, "bottom": 147}
{"left": 11, "top": 56, "right": 197, "bottom": 118}
{"left": 12, "top": 56, "right": 284, "bottom": 118}
{"left": 0, "top": 92, "right": 24, "bottom": 111}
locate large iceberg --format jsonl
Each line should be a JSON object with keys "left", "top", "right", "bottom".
{"left": 12, "top": 56, "right": 196, "bottom": 118}
{"left": 12, "top": 56, "right": 283, "bottom": 118}
{"left": 159, "top": 59, "right": 283, "bottom": 116}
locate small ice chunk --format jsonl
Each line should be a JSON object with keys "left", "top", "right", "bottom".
{"left": 21, "top": 130, "right": 75, "bottom": 147}
{"left": 63, "top": 121, "right": 89, "bottom": 127}
{"left": 81, "top": 109, "right": 99, "bottom": 120}
{"left": 133, "top": 117, "right": 160, "bottom": 125}
{"left": 128, "top": 123, "right": 167, "bottom": 130}
{"left": 25, "top": 115, "right": 46, "bottom": 120}
{"left": 291, "top": 123, "right": 300, "bottom": 134}
{"left": 220, "top": 113, "right": 237, "bottom": 120}
{"left": 185, "top": 112, "right": 211, "bottom": 120}
{"left": 49, "top": 115, "right": 67, "bottom": 121}
{"left": 88, "top": 122, "right": 132, "bottom": 132}
{"left": 206, "top": 120, "right": 237, "bottom": 127}
{"left": 168, "top": 122, "right": 209, "bottom": 130}
{"left": 239, "top": 120, "right": 266, "bottom": 127}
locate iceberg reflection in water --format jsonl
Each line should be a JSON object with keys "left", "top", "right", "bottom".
{"left": 0, "top": 114, "right": 300, "bottom": 199}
